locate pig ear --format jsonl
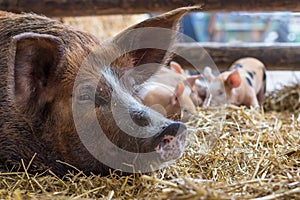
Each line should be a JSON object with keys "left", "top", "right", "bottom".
{"left": 171, "top": 82, "right": 185, "bottom": 105}
{"left": 186, "top": 74, "right": 202, "bottom": 87}
{"left": 170, "top": 61, "right": 185, "bottom": 74}
{"left": 226, "top": 70, "right": 241, "bottom": 88}
{"left": 8, "top": 32, "right": 65, "bottom": 114}
{"left": 112, "top": 6, "right": 202, "bottom": 68}
{"left": 203, "top": 66, "right": 215, "bottom": 82}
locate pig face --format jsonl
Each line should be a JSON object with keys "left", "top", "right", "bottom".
{"left": 138, "top": 80, "right": 196, "bottom": 122}
{"left": 203, "top": 67, "right": 228, "bottom": 106}
{"left": 136, "top": 62, "right": 200, "bottom": 122}
{"left": 172, "top": 82, "right": 197, "bottom": 121}
{"left": 72, "top": 63, "right": 187, "bottom": 173}
{"left": 4, "top": 7, "right": 202, "bottom": 175}
{"left": 170, "top": 61, "right": 203, "bottom": 106}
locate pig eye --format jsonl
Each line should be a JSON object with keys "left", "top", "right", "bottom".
{"left": 76, "top": 84, "right": 96, "bottom": 103}
{"left": 79, "top": 93, "right": 92, "bottom": 102}
{"left": 218, "top": 90, "right": 223, "bottom": 95}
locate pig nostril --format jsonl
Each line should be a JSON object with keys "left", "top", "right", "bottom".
{"left": 155, "top": 136, "right": 174, "bottom": 151}
{"left": 129, "top": 110, "right": 150, "bottom": 127}
{"left": 152, "top": 122, "right": 186, "bottom": 151}
{"left": 162, "top": 137, "right": 172, "bottom": 144}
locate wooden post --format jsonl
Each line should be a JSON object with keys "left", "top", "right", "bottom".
{"left": 203, "top": 0, "right": 300, "bottom": 12}
{"left": 1, "top": 0, "right": 300, "bottom": 16}
{"left": 173, "top": 42, "right": 300, "bottom": 71}
{"left": 0, "top": 0, "right": 204, "bottom": 16}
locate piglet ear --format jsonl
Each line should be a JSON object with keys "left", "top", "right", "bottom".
{"left": 170, "top": 61, "right": 202, "bottom": 87}
{"left": 186, "top": 74, "right": 202, "bottom": 87}
{"left": 203, "top": 66, "right": 215, "bottom": 82}
{"left": 8, "top": 32, "right": 66, "bottom": 115}
{"left": 226, "top": 69, "right": 241, "bottom": 88}
{"left": 170, "top": 61, "right": 185, "bottom": 74}
{"left": 171, "top": 82, "right": 185, "bottom": 105}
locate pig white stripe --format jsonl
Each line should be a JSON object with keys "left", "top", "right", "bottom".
{"left": 100, "top": 67, "right": 169, "bottom": 138}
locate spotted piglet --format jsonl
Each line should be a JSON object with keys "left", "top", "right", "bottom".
{"left": 203, "top": 57, "right": 266, "bottom": 107}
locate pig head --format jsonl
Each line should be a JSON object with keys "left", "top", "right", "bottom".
{"left": 0, "top": 7, "right": 201, "bottom": 176}
{"left": 203, "top": 57, "right": 266, "bottom": 107}
{"left": 169, "top": 61, "right": 203, "bottom": 107}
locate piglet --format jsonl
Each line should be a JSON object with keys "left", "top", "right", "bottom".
{"left": 137, "top": 65, "right": 201, "bottom": 122}
{"left": 203, "top": 57, "right": 266, "bottom": 107}
{"left": 169, "top": 61, "right": 204, "bottom": 106}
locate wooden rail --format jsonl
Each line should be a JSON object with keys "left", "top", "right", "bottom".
{"left": 173, "top": 42, "right": 300, "bottom": 71}
{"left": 0, "top": 0, "right": 300, "bottom": 16}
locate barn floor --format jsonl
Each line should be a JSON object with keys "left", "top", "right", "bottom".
{"left": 0, "top": 84, "right": 299, "bottom": 199}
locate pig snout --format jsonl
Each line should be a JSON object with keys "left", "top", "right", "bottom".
{"left": 128, "top": 106, "right": 187, "bottom": 162}
{"left": 128, "top": 105, "right": 187, "bottom": 157}
{"left": 154, "top": 122, "right": 187, "bottom": 162}
{"left": 157, "top": 122, "right": 186, "bottom": 140}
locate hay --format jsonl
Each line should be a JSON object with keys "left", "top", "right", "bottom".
{"left": 1, "top": 85, "right": 300, "bottom": 199}
{"left": 264, "top": 83, "right": 300, "bottom": 113}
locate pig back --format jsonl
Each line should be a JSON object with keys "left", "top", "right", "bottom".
{"left": 0, "top": 12, "right": 101, "bottom": 173}
{"left": 150, "top": 67, "right": 186, "bottom": 86}
{"left": 229, "top": 57, "right": 266, "bottom": 94}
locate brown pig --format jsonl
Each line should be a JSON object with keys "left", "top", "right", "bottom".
{"left": 137, "top": 65, "right": 201, "bottom": 122}
{"left": 0, "top": 7, "right": 202, "bottom": 176}
{"left": 203, "top": 57, "right": 266, "bottom": 107}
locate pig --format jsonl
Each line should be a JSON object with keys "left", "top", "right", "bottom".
{"left": 194, "top": 79, "right": 208, "bottom": 105}
{"left": 136, "top": 66, "right": 200, "bottom": 122}
{"left": 0, "top": 7, "right": 201, "bottom": 176}
{"left": 203, "top": 57, "right": 266, "bottom": 107}
{"left": 169, "top": 61, "right": 206, "bottom": 106}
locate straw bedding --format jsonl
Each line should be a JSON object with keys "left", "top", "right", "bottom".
{"left": 0, "top": 84, "right": 299, "bottom": 199}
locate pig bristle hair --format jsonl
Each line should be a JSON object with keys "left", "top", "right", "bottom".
{"left": 100, "top": 67, "right": 168, "bottom": 136}
{"left": 100, "top": 67, "right": 136, "bottom": 105}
